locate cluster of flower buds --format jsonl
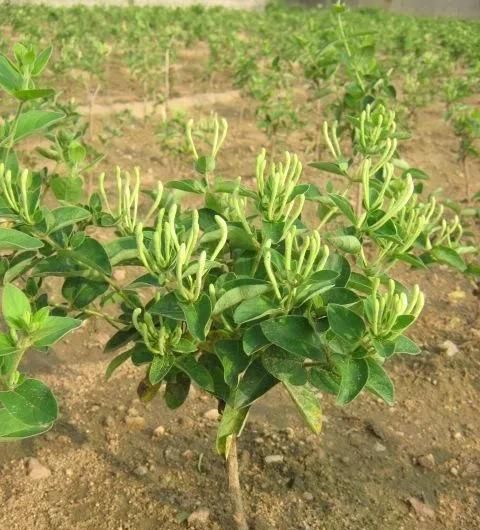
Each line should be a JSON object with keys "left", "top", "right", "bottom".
{"left": 0, "top": 164, "right": 37, "bottom": 225}
{"left": 99, "top": 167, "right": 163, "bottom": 235}
{"left": 364, "top": 278, "right": 424, "bottom": 340}
{"left": 186, "top": 114, "right": 228, "bottom": 187}
{"left": 136, "top": 204, "right": 184, "bottom": 275}
{"left": 263, "top": 227, "right": 330, "bottom": 306}
{"left": 136, "top": 207, "right": 228, "bottom": 302}
{"left": 361, "top": 170, "right": 415, "bottom": 232}
{"left": 187, "top": 113, "right": 228, "bottom": 163}
{"left": 424, "top": 207, "right": 464, "bottom": 251}
{"left": 175, "top": 214, "right": 227, "bottom": 302}
{"left": 255, "top": 149, "right": 305, "bottom": 229}
{"left": 132, "top": 308, "right": 183, "bottom": 356}
{"left": 353, "top": 104, "right": 398, "bottom": 157}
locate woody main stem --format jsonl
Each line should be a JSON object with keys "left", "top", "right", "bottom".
{"left": 227, "top": 435, "right": 249, "bottom": 530}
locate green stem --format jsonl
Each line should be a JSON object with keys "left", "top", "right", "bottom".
{"left": 2, "top": 101, "right": 24, "bottom": 164}
{"left": 336, "top": 14, "right": 365, "bottom": 92}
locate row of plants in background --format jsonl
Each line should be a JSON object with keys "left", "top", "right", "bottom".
{"left": 0, "top": 33, "right": 478, "bottom": 529}
{"left": 2, "top": 2, "right": 480, "bottom": 154}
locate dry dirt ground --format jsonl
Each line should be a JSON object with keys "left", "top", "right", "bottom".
{"left": 0, "top": 46, "right": 479, "bottom": 530}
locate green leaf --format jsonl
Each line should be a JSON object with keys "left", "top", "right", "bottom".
{"left": 201, "top": 224, "right": 256, "bottom": 251}
{"left": 262, "top": 347, "right": 308, "bottom": 385}
{"left": 329, "top": 235, "right": 361, "bottom": 254}
{"left": 0, "top": 378, "right": 57, "bottom": 426}
{"left": 0, "top": 408, "right": 52, "bottom": 441}
{"left": 195, "top": 155, "right": 215, "bottom": 175}
{"left": 321, "top": 287, "right": 359, "bottom": 305}
{"left": 0, "top": 228, "right": 43, "bottom": 251}
{"left": 67, "top": 237, "right": 112, "bottom": 276}
{"left": 328, "top": 193, "right": 356, "bottom": 224}
{"left": 347, "top": 272, "right": 373, "bottom": 294}
{"left": 327, "top": 304, "right": 365, "bottom": 342}
{"left": 149, "top": 354, "right": 175, "bottom": 385}
{"left": 51, "top": 175, "right": 83, "bottom": 202}
{"left": 242, "top": 324, "right": 270, "bottom": 355}
{"left": 295, "top": 270, "right": 339, "bottom": 304}
{"left": 309, "top": 161, "right": 347, "bottom": 176}
{"left": 137, "top": 377, "right": 161, "bottom": 403}
{"left": 261, "top": 316, "right": 325, "bottom": 360}
{"left": 393, "top": 335, "right": 421, "bottom": 355}
{"left": 391, "top": 314, "right": 415, "bottom": 333}
{"left": 216, "top": 404, "right": 250, "bottom": 456}
{"left": 164, "top": 371, "right": 190, "bottom": 409}
{"left": 0, "top": 333, "right": 17, "bottom": 356}
{"left": 48, "top": 206, "right": 91, "bottom": 233}
{"left": 62, "top": 277, "right": 109, "bottom": 309}
{"left": 2, "top": 283, "right": 31, "bottom": 329}
{"left": 309, "top": 367, "right": 340, "bottom": 394}
{"left": 176, "top": 355, "right": 214, "bottom": 393}
{"left": 198, "top": 353, "right": 229, "bottom": 401}
{"left": 431, "top": 246, "right": 466, "bottom": 272}
{"left": 150, "top": 292, "right": 185, "bottom": 320}
{"left": 13, "top": 110, "right": 64, "bottom": 143}
{"left": 105, "top": 349, "right": 132, "bottom": 381}
{"left": 31, "top": 316, "right": 82, "bottom": 348}
{"left": 262, "top": 220, "right": 285, "bottom": 244}
{"left": 32, "top": 46, "right": 53, "bottom": 76}
{"left": 283, "top": 382, "right": 322, "bottom": 433}
{"left": 166, "top": 179, "right": 205, "bottom": 194}
{"left": 68, "top": 141, "right": 86, "bottom": 164}
{"left": 12, "top": 88, "right": 55, "bottom": 101}
{"left": 0, "top": 54, "right": 22, "bottom": 94}
{"left": 336, "top": 357, "right": 369, "bottom": 405}
{"left": 325, "top": 254, "right": 351, "bottom": 286}
{"left": 105, "top": 237, "right": 138, "bottom": 266}
{"left": 233, "top": 295, "right": 279, "bottom": 324}
{"left": 402, "top": 167, "right": 429, "bottom": 181}
{"left": 104, "top": 327, "right": 137, "bottom": 352}
{"left": 180, "top": 294, "right": 211, "bottom": 342}
{"left": 172, "top": 338, "right": 197, "bottom": 354}
{"left": 213, "top": 279, "right": 271, "bottom": 315}
{"left": 215, "top": 340, "right": 250, "bottom": 387}
{"left": 365, "top": 359, "right": 394, "bottom": 405}
{"left": 232, "top": 360, "right": 277, "bottom": 409}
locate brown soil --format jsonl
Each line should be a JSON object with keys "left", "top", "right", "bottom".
{"left": 0, "top": 48, "right": 479, "bottom": 530}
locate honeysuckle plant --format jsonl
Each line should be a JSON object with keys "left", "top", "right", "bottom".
{"left": 446, "top": 103, "right": 480, "bottom": 201}
{"left": 0, "top": 42, "right": 478, "bottom": 530}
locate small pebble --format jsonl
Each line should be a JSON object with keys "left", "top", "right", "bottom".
{"left": 125, "top": 416, "right": 146, "bottom": 430}
{"left": 264, "top": 455, "right": 284, "bottom": 465}
{"left": 153, "top": 425, "right": 166, "bottom": 438}
{"left": 103, "top": 415, "right": 115, "bottom": 428}
{"left": 374, "top": 442, "right": 386, "bottom": 452}
{"left": 203, "top": 408, "right": 220, "bottom": 421}
{"left": 303, "top": 492, "right": 314, "bottom": 501}
{"left": 134, "top": 465, "right": 148, "bottom": 477}
{"left": 187, "top": 507, "right": 210, "bottom": 527}
{"left": 417, "top": 453, "right": 435, "bottom": 470}
{"left": 25, "top": 458, "right": 51, "bottom": 480}
{"left": 407, "top": 497, "right": 435, "bottom": 519}
{"left": 440, "top": 340, "right": 459, "bottom": 357}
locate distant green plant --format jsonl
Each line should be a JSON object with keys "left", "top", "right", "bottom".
{"left": 447, "top": 104, "right": 480, "bottom": 201}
